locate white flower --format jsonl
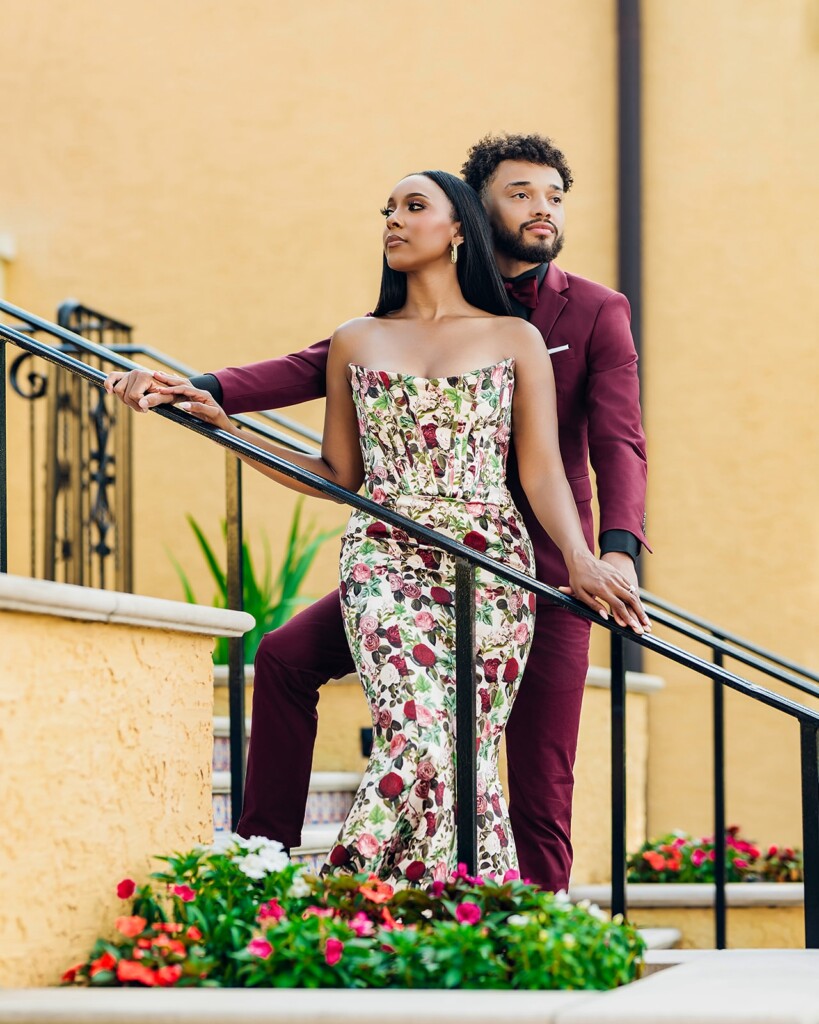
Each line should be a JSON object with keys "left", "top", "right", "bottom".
{"left": 587, "top": 903, "right": 606, "bottom": 921}
{"left": 507, "top": 914, "right": 528, "bottom": 926}
{"left": 436, "top": 428, "right": 452, "bottom": 451}
{"left": 238, "top": 854, "right": 268, "bottom": 880}
{"left": 485, "top": 830, "right": 501, "bottom": 854}
{"left": 553, "top": 889, "right": 571, "bottom": 905}
{"left": 562, "top": 933, "right": 577, "bottom": 948}
{"left": 380, "top": 663, "right": 400, "bottom": 687}
{"left": 288, "top": 872, "right": 312, "bottom": 899}
{"left": 245, "top": 835, "right": 286, "bottom": 856}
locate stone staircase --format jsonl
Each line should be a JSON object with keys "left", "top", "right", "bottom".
{"left": 212, "top": 716, "right": 359, "bottom": 870}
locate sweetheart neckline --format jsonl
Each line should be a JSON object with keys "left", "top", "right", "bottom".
{"left": 348, "top": 357, "right": 515, "bottom": 383}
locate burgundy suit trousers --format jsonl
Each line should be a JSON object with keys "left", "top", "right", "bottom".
{"left": 237, "top": 588, "right": 590, "bottom": 892}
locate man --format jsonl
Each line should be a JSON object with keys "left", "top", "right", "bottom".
{"left": 106, "top": 133, "right": 649, "bottom": 892}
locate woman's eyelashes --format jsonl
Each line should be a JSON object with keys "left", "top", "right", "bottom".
{"left": 379, "top": 202, "right": 426, "bottom": 217}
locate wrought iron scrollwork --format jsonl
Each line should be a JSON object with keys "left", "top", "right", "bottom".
{"left": 9, "top": 351, "right": 48, "bottom": 400}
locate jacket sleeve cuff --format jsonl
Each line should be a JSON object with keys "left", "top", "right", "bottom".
{"left": 190, "top": 373, "right": 224, "bottom": 405}
{"left": 599, "top": 529, "right": 641, "bottom": 561}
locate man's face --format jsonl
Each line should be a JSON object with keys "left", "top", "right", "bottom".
{"left": 481, "top": 160, "right": 566, "bottom": 266}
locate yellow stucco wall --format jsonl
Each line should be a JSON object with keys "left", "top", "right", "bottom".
{"left": 2, "top": 0, "right": 817, "bottom": 869}
{"left": 0, "top": 610, "right": 214, "bottom": 987}
{"left": 631, "top": 905, "right": 804, "bottom": 951}
{"left": 639, "top": 1, "right": 819, "bottom": 850}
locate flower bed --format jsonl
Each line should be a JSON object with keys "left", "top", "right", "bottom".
{"left": 62, "top": 836, "right": 643, "bottom": 990}
{"left": 627, "top": 826, "right": 803, "bottom": 883}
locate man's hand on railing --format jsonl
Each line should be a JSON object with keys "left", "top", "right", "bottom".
{"left": 104, "top": 368, "right": 192, "bottom": 412}
{"left": 560, "top": 552, "right": 651, "bottom": 635}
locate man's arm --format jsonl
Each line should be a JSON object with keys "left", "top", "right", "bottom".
{"left": 105, "top": 337, "right": 331, "bottom": 414}
{"left": 585, "top": 292, "right": 651, "bottom": 555}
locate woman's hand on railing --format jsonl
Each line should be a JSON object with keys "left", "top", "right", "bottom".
{"left": 104, "top": 369, "right": 192, "bottom": 412}
{"left": 156, "top": 383, "right": 234, "bottom": 433}
{"left": 559, "top": 552, "right": 651, "bottom": 634}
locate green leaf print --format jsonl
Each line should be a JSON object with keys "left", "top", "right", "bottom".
{"left": 369, "top": 805, "right": 387, "bottom": 826}
{"left": 444, "top": 387, "right": 464, "bottom": 413}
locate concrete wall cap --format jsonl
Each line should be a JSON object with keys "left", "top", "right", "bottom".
{"left": 0, "top": 573, "right": 255, "bottom": 637}
{"left": 585, "top": 665, "right": 665, "bottom": 694}
{"left": 570, "top": 881, "right": 805, "bottom": 907}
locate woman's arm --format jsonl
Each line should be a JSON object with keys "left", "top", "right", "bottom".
{"left": 156, "top": 327, "right": 363, "bottom": 501}
{"left": 508, "top": 321, "right": 650, "bottom": 633}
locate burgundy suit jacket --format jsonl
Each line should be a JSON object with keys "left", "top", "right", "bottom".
{"left": 214, "top": 262, "right": 649, "bottom": 589}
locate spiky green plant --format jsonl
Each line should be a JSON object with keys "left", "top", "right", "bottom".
{"left": 169, "top": 499, "right": 341, "bottom": 663}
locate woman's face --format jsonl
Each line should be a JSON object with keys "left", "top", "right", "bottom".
{"left": 381, "top": 174, "right": 462, "bottom": 272}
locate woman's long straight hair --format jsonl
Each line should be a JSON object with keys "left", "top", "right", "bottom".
{"left": 372, "top": 170, "right": 512, "bottom": 318}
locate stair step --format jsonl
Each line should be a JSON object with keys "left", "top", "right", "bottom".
{"left": 212, "top": 770, "right": 361, "bottom": 834}
{"left": 638, "top": 927, "right": 682, "bottom": 950}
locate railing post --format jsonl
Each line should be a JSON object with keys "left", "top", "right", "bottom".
{"left": 0, "top": 339, "right": 6, "bottom": 573}
{"left": 454, "top": 557, "right": 478, "bottom": 874}
{"left": 712, "top": 643, "right": 727, "bottom": 948}
{"left": 225, "top": 453, "right": 246, "bottom": 832}
{"left": 610, "top": 631, "right": 628, "bottom": 919}
{"left": 800, "top": 721, "right": 819, "bottom": 948}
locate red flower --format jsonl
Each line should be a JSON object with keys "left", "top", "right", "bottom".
{"left": 412, "top": 643, "right": 437, "bottom": 667}
{"left": 435, "top": 781, "right": 446, "bottom": 807}
{"left": 377, "top": 772, "right": 404, "bottom": 799}
{"left": 61, "top": 963, "right": 83, "bottom": 984}
{"left": 415, "top": 780, "right": 430, "bottom": 799}
{"left": 156, "top": 964, "right": 183, "bottom": 987}
{"left": 405, "top": 860, "right": 426, "bottom": 882}
{"left": 431, "top": 587, "right": 452, "bottom": 604}
{"left": 378, "top": 371, "right": 392, "bottom": 388}
{"left": 493, "top": 824, "right": 509, "bottom": 848}
{"left": 642, "top": 851, "right": 666, "bottom": 871}
{"left": 116, "top": 878, "right": 136, "bottom": 900}
{"left": 491, "top": 793, "right": 502, "bottom": 816}
{"left": 483, "top": 658, "right": 500, "bottom": 683}
{"left": 340, "top": 580, "right": 348, "bottom": 598}
{"left": 325, "top": 938, "right": 344, "bottom": 966}
{"left": 425, "top": 811, "right": 437, "bottom": 836}
{"left": 502, "top": 658, "right": 520, "bottom": 683}
{"left": 258, "top": 898, "right": 285, "bottom": 922}
{"left": 389, "top": 655, "right": 409, "bottom": 676}
{"left": 385, "top": 625, "right": 401, "bottom": 646}
{"left": 404, "top": 699, "right": 417, "bottom": 720}
{"left": 418, "top": 549, "right": 440, "bottom": 569}
{"left": 329, "top": 844, "right": 352, "bottom": 866}
{"left": 116, "top": 959, "right": 157, "bottom": 986}
{"left": 463, "top": 531, "right": 487, "bottom": 552}
{"left": 366, "top": 521, "right": 389, "bottom": 538}
{"left": 186, "top": 926, "right": 203, "bottom": 941}
{"left": 421, "top": 423, "right": 438, "bottom": 447}
{"left": 377, "top": 708, "right": 394, "bottom": 728}
{"left": 171, "top": 884, "right": 195, "bottom": 902}
{"left": 360, "top": 877, "right": 394, "bottom": 904}
{"left": 115, "top": 915, "right": 148, "bottom": 938}
{"left": 478, "top": 688, "right": 491, "bottom": 713}
{"left": 89, "top": 951, "right": 116, "bottom": 977}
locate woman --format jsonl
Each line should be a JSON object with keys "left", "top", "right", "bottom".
{"left": 159, "top": 170, "right": 646, "bottom": 885}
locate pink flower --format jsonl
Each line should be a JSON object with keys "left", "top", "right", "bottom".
{"left": 455, "top": 902, "right": 482, "bottom": 925}
{"left": 491, "top": 364, "right": 506, "bottom": 388}
{"left": 733, "top": 858, "right": 749, "bottom": 869}
{"left": 371, "top": 487, "right": 387, "bottom": 504}
{"left": 483, "top": 658, "right": 500, "bottom": 682}
{"left": 171, "top": 884, "right": 195, "bottom": 903}
{"left": 508, "top": 592, "right": 522, "bottom": 613}
{"left": 247, "top": 938, "right": 273, "bottom": 959}
{"left": 476, "top": 794, "right": 488, "bottom": 815}
{"left": 389, "top": 733, "right": 408, "bottom": 759}
{"left": 359, "top": 614, "right": 379, "bottom": 635}
{"left": 352, "top": 563, "right": 372, "bottom": 582}
{"left": 414, "top": 611, "right": 435, "bottom": 631}
{"left": 691, "top": 848, "right": 706, "bottom": 867}
{"left": 303, "top": 905, "right": 335, "bottom": 918}
{"left": 116, "top": 878, "right": 136, "bottom": 899}
{"left": 378, "top": 708, "right": 394, "bottom": 729}
{"left": 416, "top": 760, "right": 436, "bottom": 781}
{"left": 349, "top": 913, "right": 375, "bottom": 937}
{"left": 356, "top": 833, "right": 380, "bottom": 859}
{"left": 432, "top": 860, "right": 448, "bottom": 882}
{"left": 363, "top": 633, "right": 380, "bottom": 652}
{"left": 415, "top": 705, "right": 435, "bottom": 727}
{"left": 513, "top": 622, "right": 530, "bottom": 644}
{"left": 503, "top": 869, "right": 520, "bottom": 882}
{"left": 325, "top": 938, "right": 344, "bottom": 966}
{"left": 465, "top": 502, "right": 485, "bottom": 515}
{"left": 388, "top": 573, "right": 404, "bottom": 592}
{"left": 258, "top": 898, "right": 285, "bottom": 922}
{"left": 403, "top": 582, "right": 422, "bottom": 599}
{"left": 115, "top": 915, "right": 147, "bottom": 938}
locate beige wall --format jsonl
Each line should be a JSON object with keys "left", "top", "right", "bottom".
{"left": 0, "top": 607, "right": 215, "bottom": 987}
{"left": 640, "top": 0, "right": 819, "bottom": 849}
{"left": 2, "top": 1, "right": 817, "bottom": 861}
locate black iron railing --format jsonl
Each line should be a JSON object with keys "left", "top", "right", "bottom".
{"left": 2, "top": 304, "right": 818, "bottom": 950}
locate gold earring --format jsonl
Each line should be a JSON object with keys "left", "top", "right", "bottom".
{"left": 451, "top": 242, "right": 458, "bottom": 264}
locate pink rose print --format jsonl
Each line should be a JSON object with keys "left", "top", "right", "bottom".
{"left": 416, "top": 761, "right": 436, "bottom": 781}
{"left": 508, "top": 591, "right": 522, "bottom": 613}
{"left": 432, "top": 860, "right": 448, "bottom": 881}
{"left": 514, "top": 622, "right": 530, "bottom": 644}
{"left": 371, "top": 487, "right": 387, "bottom": 504}
{"left": 363, "top": 633, "right": 380, "bottom": 652}
{"left": 476, "top": 775, "right": 487, "bottom": 795}
{"left": 351, "top": 563, "right": 371, "bottom": 583}
{"left": 377, "top": 708, "right": 394, "bottom": 729}
{"left": 491, "top": 363, "right": 505, "bottom": 388}
{"left": 356, "top": 833, "right": 380, "bottom": 859}
{"left": 388, "top": 573, "right": 404, "bottom": 592}
{"left": 389, "top": 733, "right": 408, "bottom": 759}
{"left": 402, "top": 581, "right": 422, "bottom": 599}
{"left": 359, "top": 614, "right": 379, "bottom": 635}
{"left": 414, "top": 611, "right": 435, "bottom": 631}
{"left": 464, "top": 502, "right": 485, "bottom": 515}
{"left": 476, "top": 794, "right": 488, "bottom": 815}
{"left": 415, "top": 704, "right": 435, "bottom": 727}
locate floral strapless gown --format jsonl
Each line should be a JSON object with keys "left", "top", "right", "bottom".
{"left": 324, "top": 357, "right": 536, "bottom": 886}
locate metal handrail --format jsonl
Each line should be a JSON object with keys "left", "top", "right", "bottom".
{"left": 2, "top": 313, "right": 818, "bottom": 950}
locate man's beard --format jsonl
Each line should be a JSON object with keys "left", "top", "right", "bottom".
{"left": 492, "top": 219, "right": 565, "bottom": 265}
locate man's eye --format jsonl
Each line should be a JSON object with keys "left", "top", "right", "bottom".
{"left": 551, "top": 196, "right": 563, "bottom": 204}
{"left": 513, "top": 192, "right": 528, "bottom": 199}
{"left": 380, "top": 207, "right": 393, "bottom": 217}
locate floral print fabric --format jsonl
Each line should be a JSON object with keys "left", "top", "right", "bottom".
{"left": 326, "top": 358, "right": 536, "bottom": 886}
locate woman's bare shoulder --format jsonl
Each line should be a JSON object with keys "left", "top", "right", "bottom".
{"left": 492, "top": 316, "right": 545, "bottom": 357}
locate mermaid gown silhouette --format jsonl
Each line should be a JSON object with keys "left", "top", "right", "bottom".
{"left": 324, "top": 357, "right": 536, "bottom": 885}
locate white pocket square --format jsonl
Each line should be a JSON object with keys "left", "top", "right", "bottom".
{"left": 547, "top": 344, "right": 570, "bottom": 355}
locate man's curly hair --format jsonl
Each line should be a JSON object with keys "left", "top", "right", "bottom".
{"left": 461, "top": 133, "right": 574, "bottom": 196}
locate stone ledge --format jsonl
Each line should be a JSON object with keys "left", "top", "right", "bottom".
{"left": 570, "top": 882, "right": 804, "bottom": 907}
{"left": 0, "top": 573, "right": 255, "bottom": 637}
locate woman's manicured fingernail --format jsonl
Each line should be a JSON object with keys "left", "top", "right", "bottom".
{"left": 179, "top": 402, "right": 191, "bottom": 410}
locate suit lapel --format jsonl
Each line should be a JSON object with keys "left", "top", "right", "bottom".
{"left": 530, "top": 262, "right": 569, "bottom": 341}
